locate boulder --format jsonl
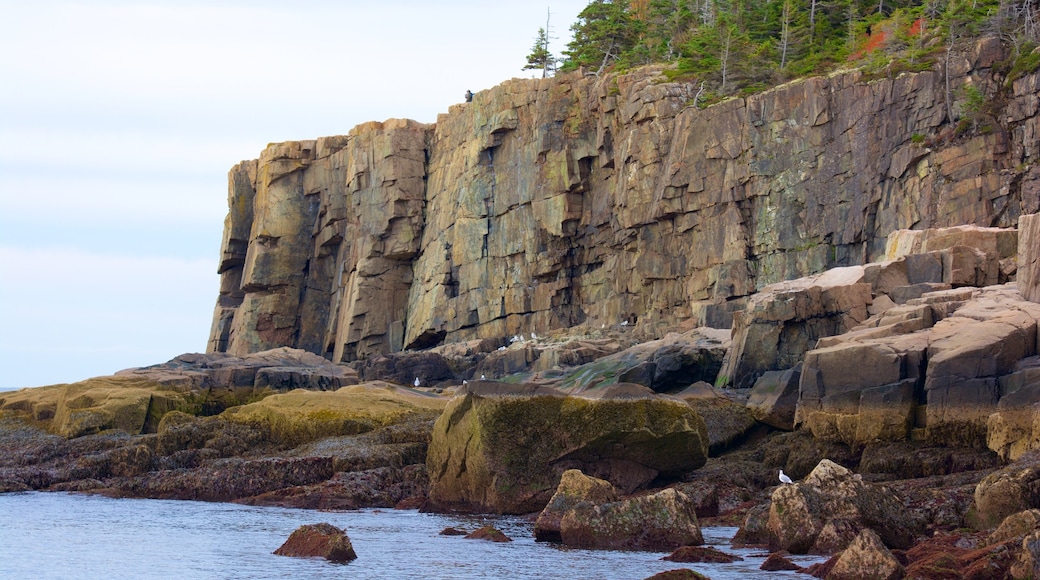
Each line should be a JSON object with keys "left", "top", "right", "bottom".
{"left": 273, "top": 523, "right": 357, "bottom": 562}
{"left": 760, "top": 552, "right": 801, "bottom": 571}
{"left": 220, "top": 382, "right": 447, "bottom": 446}
{"left": 987, "top": 360, "right": 1040, "bottom": 461}
{"left": 425, "top": 383, "right": 709, "bottom": 514}
{"left": 1012, "top": 530, "right": 1040, "bottom": 579}
{"left": 826, "top": 528, "right": 904, "bottom": 580}
{"left": 559, "top": 488, "right": 704, "bottom": 550}
{"left": 746, "top": 365, "right": 801, "bottom": 430}
{"left": 970, "top": 451, "right": 1040, "bottom": 530}
{"left": 989, "top": 509, "right": 1040, "bottom": 545}
{"left": 767, "top": 459, "right": 919, "bottom": 554}
{"left": 534, "top": 469, "right": 618, "bottom": 542}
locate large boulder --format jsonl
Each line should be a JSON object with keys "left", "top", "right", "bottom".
{"left": 559, "top": 488, "right": 704, "bottom": 550}
{"left": 767, "top": 459, "right": 919, "bottom": 554}
{"left": 219, "top": 382, "right": 446, "bottom": 446}
{"left": 273, "top": 523, "right": 357, "bottom": 562}
{"left": 970, "top": 451, "right": 1040, "bottom": 530}
{"left": 425, "top": 382, "right": 709, "bottom": 514}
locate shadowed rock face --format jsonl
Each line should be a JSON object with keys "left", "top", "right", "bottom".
{"left": 207, "top": 37, "right": 1039, "bottom": 364}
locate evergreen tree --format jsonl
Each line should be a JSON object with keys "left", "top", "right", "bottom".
{"left": 562, "top": 0, "right": 644, "bottom": 74}
{"left": 524, "top": 27, "right": 557, "bottom": 77}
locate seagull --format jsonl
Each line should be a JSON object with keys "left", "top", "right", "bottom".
{"left": 413, "top": 377, "right": 421, "bottom": 387}
{"left": 779, "top": 469, "right": 794, "bottom": 485}
{"left": 531, "top": 332, "right": 538, "bottom": 340}
{"left": 480, "top": 374, "right": 486, "bottom": 380}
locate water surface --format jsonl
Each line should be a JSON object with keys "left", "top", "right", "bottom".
{"left": 0, "top": 492, "right": 823, "bottom": 579}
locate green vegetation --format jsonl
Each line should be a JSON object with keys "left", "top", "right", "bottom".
{"left": 545, "top": 0, "right": 1039, "bottom": 103}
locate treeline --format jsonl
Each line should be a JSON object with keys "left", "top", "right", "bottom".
{"left": 528, "top": 0, "right": 1040, "bottom": 102}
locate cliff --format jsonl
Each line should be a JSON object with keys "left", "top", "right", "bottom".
{"left": 207, "top": 37, "right": 1040, "bottom": 365}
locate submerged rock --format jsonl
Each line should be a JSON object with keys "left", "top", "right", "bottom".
{"left": 273, "top": 523, "right": 357, "bottom": 562}
{"left": 464, "top": 526, "right": 512, "bottom": 542}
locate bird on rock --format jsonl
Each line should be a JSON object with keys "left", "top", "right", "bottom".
{"left": 779, "top": 469, "right": 794, "bottom": 485}
{"left": 413, "top": 377, "right": 421, "bottom": 387}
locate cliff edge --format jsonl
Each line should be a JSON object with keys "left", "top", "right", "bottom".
{"left": 207, "top": 37, "right": 1040, "bottom": 366}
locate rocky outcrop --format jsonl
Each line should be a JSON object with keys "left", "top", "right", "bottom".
{"left": 766, "top": 459, "right": 919, "bottom": 554}
{"left": 208, "top": 38, "right": 1039, "bottom": 366}
{"left": 274, "top": 523, "right": 357, "bottom": 562}
{"left": 424, "top": 382, "right": 708, "bottom": 514}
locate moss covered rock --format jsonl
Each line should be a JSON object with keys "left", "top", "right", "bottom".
{"left": 0, "top": 376, "right": 190, "bottom": 438}
{"left": 220, "top": 382, "right": 447, "bottom": 446}
{"left": 425, "top": 382, "right": 709, "bottom": 514}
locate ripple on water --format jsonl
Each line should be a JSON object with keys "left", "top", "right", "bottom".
{"left": 0, "top": 492, "right": 825, "bottom": 580}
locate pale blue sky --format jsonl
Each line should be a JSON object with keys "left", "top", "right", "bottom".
{"left": 0, "top": 0, "right": 589, "bottom": 389}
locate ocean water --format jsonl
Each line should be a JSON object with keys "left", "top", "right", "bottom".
{"left": 0, "top": 492, "right": 824, "bottom": 579}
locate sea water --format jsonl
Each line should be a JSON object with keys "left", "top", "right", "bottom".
{"left": 0, "top": 492, "right": 824, "bottom": 579}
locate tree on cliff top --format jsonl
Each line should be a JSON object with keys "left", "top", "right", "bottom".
{"left": 557, "top": 0, "right": 1036, "bottom": 106}
{"left": 562, "top": 0, "right": 644, "bottom": 74}
{"left": 524, "top": 27, "right": 557, "bottom": 77}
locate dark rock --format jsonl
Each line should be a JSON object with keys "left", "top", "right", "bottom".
{"left": 642, "top": 570, "right": 710, "bottom": 580}
{"left": 759, "top": 552, "right": 800, "bottom": 571}
{"left": 352, "top": 351, "right": 454, "bottom": 386}
{"left": 662, "top": 545, "right": 742, "bottom": 563}
{"left": 273, "top": 523, "right": 357, "bottom": 562}
{"left": 970, "top": 450, "right": 1040, "bottom": 530}
{"left": 439, "top": 527, "right": 467, "bottom": 536}
{"left": 746, "top": 365, "right": 801, "bottom": 430}
{"left": 464, "top": 526, "right": 511, "bottom": 542}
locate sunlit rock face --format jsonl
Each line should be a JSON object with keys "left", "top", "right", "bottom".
{"left": 208, "top": 37, "right": 1038, "bottom": 363}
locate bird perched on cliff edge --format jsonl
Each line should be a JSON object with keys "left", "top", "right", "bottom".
{"left": 779, "top": 469, "right": 794, "bottom": 484}
{"left": 413, "top": 377, "right": 421, "bottom": 387}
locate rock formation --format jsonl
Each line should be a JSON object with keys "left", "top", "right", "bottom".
{"left": 424, "top": 382, "right": 708, "bottom": 514}
{"left": 207, "top": 38, "right": 1039, "bottom": 367}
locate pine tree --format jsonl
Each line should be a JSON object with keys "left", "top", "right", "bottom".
{"left": 524, "top": 27, "right": 556, "bottom": 77}
{"left": 562, "top": 0, "right": 643, "bottom": 74}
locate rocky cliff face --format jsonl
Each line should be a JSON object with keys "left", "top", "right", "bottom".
{"left": 208, "top": 37, "right": 1040, "bottom": 364}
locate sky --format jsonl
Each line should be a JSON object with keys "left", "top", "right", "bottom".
{"left": 0, "top": 0, "right": 591, "bottom": 390}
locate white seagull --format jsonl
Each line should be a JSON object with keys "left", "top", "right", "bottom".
{"left": 413, "top": 377, "right": 421, "bottom": 387}
{"left": 779, "top": 469, "right": 794, "bottom": 485}
{"left": 480, "top": 374, "right": 486, "bottom": 380}
{"left": 530, "top": 332, "right": 538, "bottom": 340}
